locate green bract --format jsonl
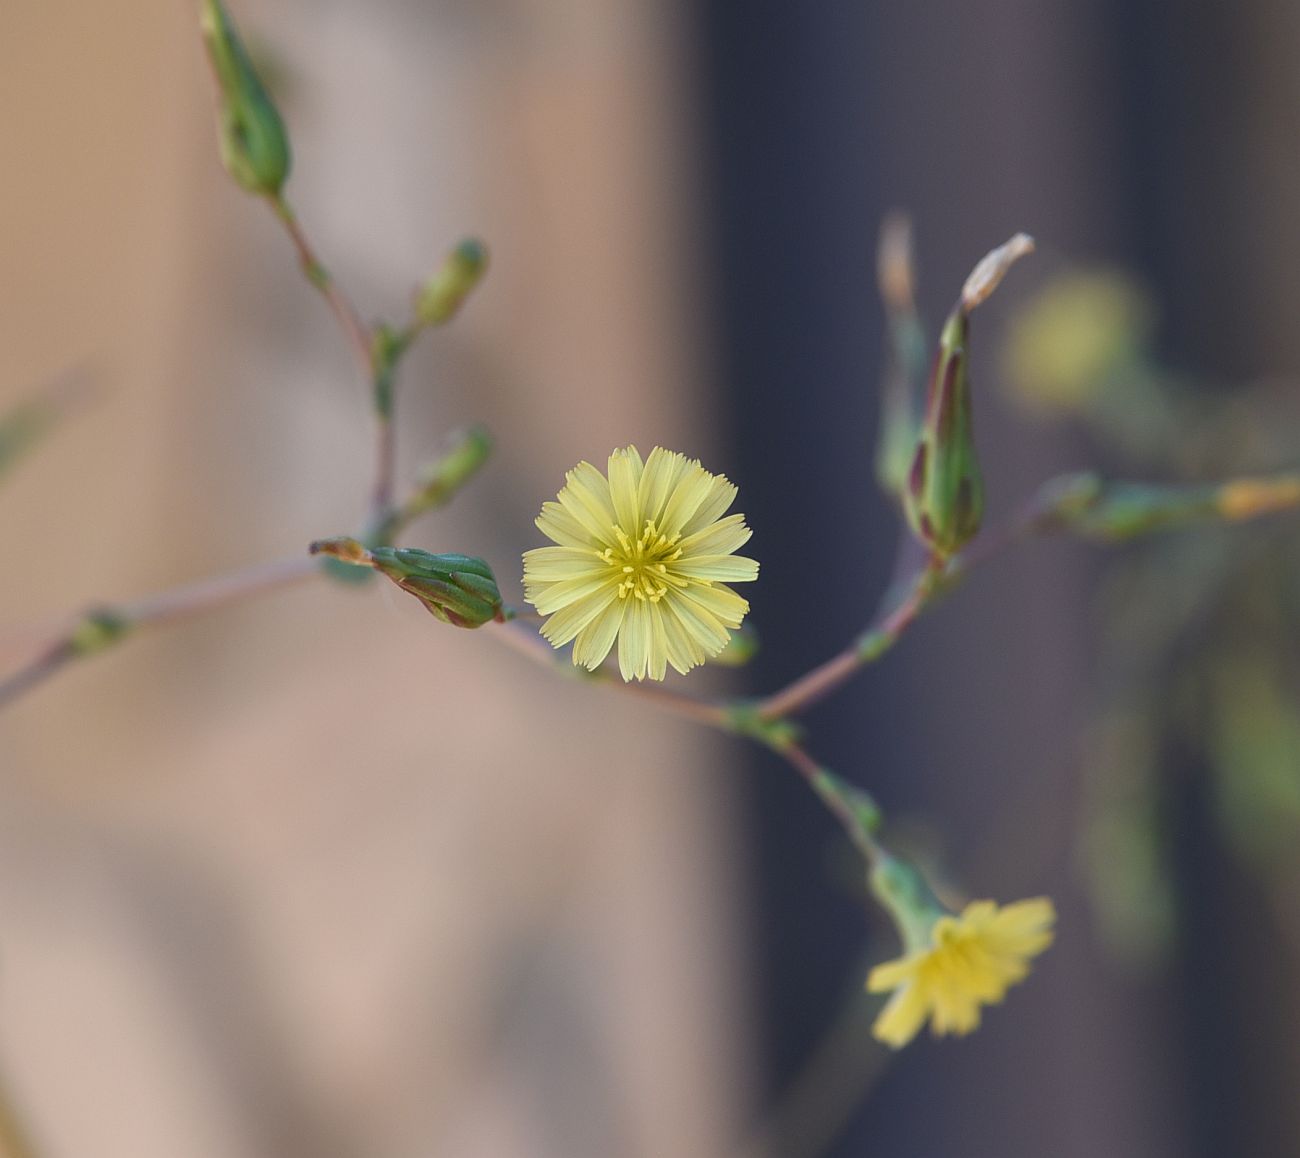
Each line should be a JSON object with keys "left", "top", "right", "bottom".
{"left": 371, "top": 548, "right": 503, "bottom": 629}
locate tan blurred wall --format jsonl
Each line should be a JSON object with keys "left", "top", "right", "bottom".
{"left": 0, "top": 2, "right": 752, "bottom": 1155}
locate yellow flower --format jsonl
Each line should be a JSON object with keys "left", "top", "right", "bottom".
{"left": 523, "top": 446, "right": 759, "bottom": 681}
{"left": 867, "top": 897, "right": 1055, "bottom": 1048}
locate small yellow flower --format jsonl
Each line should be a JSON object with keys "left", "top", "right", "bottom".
{"left": 523, "top": 446, "right": 759, "bottom": 681}
{"left": 867, "top": 897, "right": 1055, "bottom": 1048}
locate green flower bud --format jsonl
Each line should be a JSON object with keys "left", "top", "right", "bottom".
{"left": 409, "top": 426, "right": 493, "bottom": 513}
{"left": 370, "top": 548, "right": 503, "bottom": 628}
{"left": 200, "top": 0, "right": 291, "bottom": 196}
{"left": 903, "top": 234, "right": 1034, "bottom": 559}
{"left": 415, "top": 240, "right": 488, "bottom": 327}
{"left": 902, "top": 309, "right": 984, "bottom": 557}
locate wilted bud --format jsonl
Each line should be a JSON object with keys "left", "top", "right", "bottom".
{"left": 408, "top": 427, "right": 493, "bottom": 514}
{"left": 868, "top": 850, "right": 948, "bottom": 953}
{"left": 371, "top": 547, "right": 503, "bottom": 628}
{"left": 309, "top": 536, "right": 372, "bottom": 565}
{"left": 200, "top": 0, "right": 291, "bottom": 196}
{"left": 903, "top": 234, "right": 1034, "bottom": 558}
{"left": 415, "top": 239, "right": 488, "bottom": 327}
{"left": 708, "top": 622, "right": 760, "bottom": 667}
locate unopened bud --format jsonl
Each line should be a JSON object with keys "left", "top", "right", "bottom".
{"left": 408, "top": 427, "right": 493, "bottom": 515}
{"left": 200, "top": 0, "right": 291, "bottom": 196}
{"left": 371, "top": 547, "right": 503, "bottom": 628}
{"left": 415, "top": 239, "right": 488, "bottom": 327}
{"left": 903, "top": 235, "right": 1034, "bottom": 558}
{"left": 902, "top": 310, "right": 984, "bottom": 556}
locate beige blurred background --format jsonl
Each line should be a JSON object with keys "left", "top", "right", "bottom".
{"left": 0, "top": 2, "right": 755, "bottom": 1155}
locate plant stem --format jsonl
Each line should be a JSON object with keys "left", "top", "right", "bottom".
{"left": 487, "top": 620, "right": 734, "bottom": 729}
{"left": 269, "top": 197, "right": 374, "bottom": 381}
{"left": 0, "top": 556, "right": 319, "bottom": 713}
{"left": 756, "top": 559, "right": 945, "bottom": 720}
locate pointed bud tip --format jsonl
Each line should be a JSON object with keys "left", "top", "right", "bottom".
{"left": 961, "top": 233, "right": 1035, "bottom": 313}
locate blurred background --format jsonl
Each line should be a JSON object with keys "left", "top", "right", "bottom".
{"left": 2, "top": 1, "right": 1299, "bottom": 1155}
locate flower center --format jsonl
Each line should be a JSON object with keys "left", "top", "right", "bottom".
{"left": 601, "top": 519, "right": 688, "bottom": 602}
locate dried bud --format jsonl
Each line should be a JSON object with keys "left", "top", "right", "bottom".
{"left": 200, "top": 0, "right": 291, "bottom": 196}
{"left": 415, "top": 239, "right": 488, "bottom": 327}
{"left": 371, "top": 547, "right": 503, "bottom": 628}
{"left": 960, "top": 233, "right": 1035, "bottom": 313}
{"left": 309, "top": 536, "right": 372, "bottom": 565}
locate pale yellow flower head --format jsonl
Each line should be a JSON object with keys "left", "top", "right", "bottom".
{"left": 867, "top": 897, "right": 1056, "bottom": 1049}
{"left": 523, "top": 446, "right": 759, "bottom": 681}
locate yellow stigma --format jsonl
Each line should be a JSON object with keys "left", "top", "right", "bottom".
{"left": 601, "top": 519, "right": 687, "bottom": 603}
{"left": 522, "top": 446, "right": 759, "bottom": 681}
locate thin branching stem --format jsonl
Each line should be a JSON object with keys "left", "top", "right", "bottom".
{"left": 0, "top": 556, "right": 318, "bottom": 712}
{"left": 756, "top": 557, "right": 946, "bottom": 721}
{"left": 488, "top": 620, "right": 733, "bottom": 728}
{"left": 270, "top": 197, "right": 374, "bottom": 380}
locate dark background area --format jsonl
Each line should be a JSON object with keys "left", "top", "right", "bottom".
{"left": 697, "top": 1, "right": 1300, "bottom": 1155}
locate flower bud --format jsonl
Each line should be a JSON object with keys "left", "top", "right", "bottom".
{"left": 370, "top": 547, "right": 503, "bottom": 628}
{"left": 200, "top": 0, "right": 291, "bottom": 196}
{"left": 903, "top": 234, "right": 1034, "bottom": 558}
{"left": 415, "top": 239, "right": 488, "bottom": 327}
{"left": 408, "top": 426, "right": 493, "bottom": 514}
{"left": 902, "top": 309, "right": 984, "bottom": 557}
